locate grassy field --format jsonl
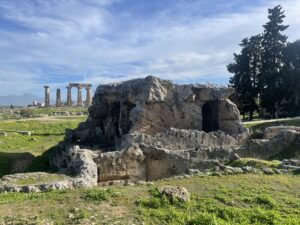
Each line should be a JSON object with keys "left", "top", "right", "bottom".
{"left": 0, "top": 174, "right": 299, "bottom": 224}
{"left": 0, "top": 106, "right": 88, "bottom": 121}
{"left": 244, "top": 118, "right": 300, "bottom": 131}
{"left": 0, "top": 112, "right": 299, "bottom": 224}
{"left": 0, "top": 116, "right": 86, "bottom": 177}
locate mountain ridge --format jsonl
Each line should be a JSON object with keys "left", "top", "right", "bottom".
{"left": 0, "top": 93, "right": 43, "bottom": 106}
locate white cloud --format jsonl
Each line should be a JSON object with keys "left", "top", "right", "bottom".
{"left": 0, "top": 0, "right": 299, "bottom": 96}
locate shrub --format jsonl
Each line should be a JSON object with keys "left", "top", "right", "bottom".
{"left": 255, "top": 194, "right": 278, "bottom": 209}
{"left": 83, "top": 188, "right": 117, "bottom": 203}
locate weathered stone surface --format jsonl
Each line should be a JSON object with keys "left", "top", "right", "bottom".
{"left": 0, "top": 172, "right": 79, "bottom": 193}
{"left": 122, "top": 128, "right": 239, "bottom": 151}
{"left": 50, "top": 146, "right": 97, "bottom": 186}
{"left": 263, "top": 126, "right": 300, "bottom": 139}
{"left": 158, "top": 186, "right": 190, "bottom": 202}
{"left": 4, "top": 76, "right": 292, "bottom": 193}
{"left": 95, "top": 144, "right": 145, "bottom": 183}
{"left": 238, "top": 126, "right": 300, "bottom": 159}
{"left": 67, "top": 76, "right": 247, "bottom": 148}
{"left": 282, "top": 159, "right": 300, "bottom": 166}
{"left": 44, "top": 76, "right": 252, "bottom": 190}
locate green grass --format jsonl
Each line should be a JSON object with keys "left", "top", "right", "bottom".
{"left": 13, "top": 173, "right": 68, "bottom": 186}
{"left": 0, "top": 117, "right": 86, "bottom": 177}
{"left": 0, "top": 109, "right": 299, "bottom": 223}
{"left": 83, "top": 188, "right": 119, "bottom": 203}
{"left": 244, "top": 118, "right": 300, "bottom": 131}
{"left": 0, "top": 174, "right": 298, "bottom": 224}
{"left": 0, "top": 117, "right": 85, "bottom": 154}
{"left": 0, "top": 106, "right": 87, "bottom": 121}
{"left": 23, "top": 107, "right": 87, "bottom": 116}
{"left": 229, "top": 158, "right": 281, "bottom": 169}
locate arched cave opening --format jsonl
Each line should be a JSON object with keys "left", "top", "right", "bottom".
{"left": 202, "top": 100, "right": 219, "bottom": 132}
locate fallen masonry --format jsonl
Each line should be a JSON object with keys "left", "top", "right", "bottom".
{"left": 1, "top": 76, "right": 300, "bottom": 192}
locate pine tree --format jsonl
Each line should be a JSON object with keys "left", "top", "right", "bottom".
{"left": 228, "top": 35, "right": 262, "bottom": 120}
{"left": 282, "top": 40, "right": 300, "bottom": 115}
{"left": 260, "top": 5, "right": 288, "bottom": 118}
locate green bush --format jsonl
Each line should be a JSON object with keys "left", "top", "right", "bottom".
{"left": 187, "top": 212, "right": 219, "bottom": 225}
{"left": 83, "top": 188, "right": 117, "bottom": 203}
{"left": 255, "top": 194, "right": 278, "bottom": 209}
{"left": 229, "top": 158, "right": 281, "bottom": 169}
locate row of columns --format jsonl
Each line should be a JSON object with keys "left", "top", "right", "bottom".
{"left": 44, "top": 84, "right": 92, "bottom": 107}
{"left": 66, "top": 85, "right": 92, "bottom": 107}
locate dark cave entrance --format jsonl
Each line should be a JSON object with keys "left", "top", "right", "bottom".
{"left": 202, "top": 100, "right": 219, "bottom": 132}
{"left": 118, "top": 101, "right": 136, "bottom": 135}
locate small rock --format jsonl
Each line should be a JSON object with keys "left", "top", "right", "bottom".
{"left": 214, "top": 166, "right": 220, "bottom": 172}
{"left": 274, "top": 169, "right": 282, "bottom": 174}
{"left": 158, "top": 186, "right": 190, "bottom": 202}
{"left": 212, "top": 172, "right": 222, "bottom": 177}
{"left": 280, "top": 164, "right": 300, "bottom": 171}
{"left": 188, "top": 169, "right": 200, "bottom": 175}
{"left": 136, "top": 181, "right": 146, "bottom": 185}
{"left": 242, "top": 166, "right": 254, "bottom": 173}
{"left": 282, "top": 159, "right": 300, "bottom": 167}
{"left": 262, "top": 168, "right": 274, "bottom": 175}
{"left": 0, "top": 131, "right": 7, "bottom": 137}
{"left": 72, "top": 207, "right": 80, "bottom": 213}
{"left": 231, "top": 167, "right": 243, "bottom": 174}
{"left": 230, "top": 153, "right": 241, "bottom": 161}
{"left": 68, "top": 213, "right": 74, "bottom": 219}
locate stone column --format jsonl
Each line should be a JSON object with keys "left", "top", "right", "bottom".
{"left": 67, "top": 86, "right": 72, "bottom": 106}
{"left": 85, "top": 87, "right": 92, "bottom": 107}
{"left": 77, "top": 86, "right": 83, "bottom": 106}
{"left": 56, "top": 88, "right": 61, "bottom": 107}
{"left": 44, "top": 86, "right": 50, "bottom": 107}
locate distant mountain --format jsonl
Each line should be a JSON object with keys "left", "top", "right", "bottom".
{"left": 0, "top": 94, "right": 43, "bottom": 106}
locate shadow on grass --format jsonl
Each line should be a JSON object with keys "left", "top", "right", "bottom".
{"left": 270, "top": 143, "right": 300, "bottom": 160}
{"left": 0, "top": 145, "right": 59, "bottom": 178}
{"left": 26, "top": 145, "right": 59, "bottom": 173}
{"left": 0, "top": 152, "right": 34, "bottom": 177}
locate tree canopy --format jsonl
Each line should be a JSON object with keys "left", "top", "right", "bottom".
{"left": 228, "top": 5, "right": 299, "bottom": 119}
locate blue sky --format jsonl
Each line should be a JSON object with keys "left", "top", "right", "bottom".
{"left": 0, "top": 0, "right": 299, "bottom": 98}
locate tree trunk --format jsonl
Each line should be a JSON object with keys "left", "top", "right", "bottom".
{"left": 249, "top": 111, "right": 254, "bottom": 121}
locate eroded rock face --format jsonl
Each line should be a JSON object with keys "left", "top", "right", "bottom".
{"left": 2, "top": 77, "right": 299, "bottom": 193}
{"left": 238, "top": 126, "right": 300, "bottom": 159}
{"left": 45, "top": 77, "right": 294, "bottom": 190}
{"left": 67, "top": 76, "right": 247, "bottom": 149}
{"left": 47, "top": 76, "right": 253, "bottom": 188}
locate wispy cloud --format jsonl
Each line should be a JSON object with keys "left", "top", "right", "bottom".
{"left": 0, "top": 0, "right": 299, "bottom": 97}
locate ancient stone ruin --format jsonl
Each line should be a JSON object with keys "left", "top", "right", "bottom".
{"left": 1, "top": 76, "right": 299, "bottom": 192}
{"left": 43, "top": 83, "right": 92, "bottom": 107}
{"left": 51, "top": 76, "right": 250, "bottom": 185}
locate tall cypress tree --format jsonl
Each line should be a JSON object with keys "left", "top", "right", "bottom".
{"left": 282, "top": 40, "right": 300, "bottom": 115}
{"left": 228, "top": 35, "right": 262, "bottom": 120}
{"left": 260, "top": 5, "right": 288, "bottom": 118}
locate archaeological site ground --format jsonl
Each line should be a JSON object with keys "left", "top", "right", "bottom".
{"left": 0, "top": 76, "right": 299, "bottom": 224}
{"left": 0, "top": 2, "right": 300, "bottom": 224}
